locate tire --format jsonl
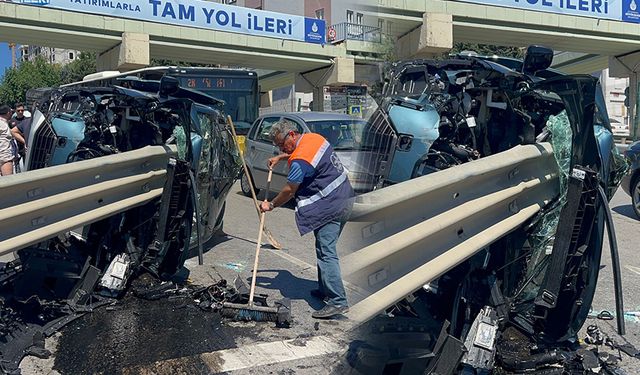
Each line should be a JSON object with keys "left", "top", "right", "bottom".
{"left": 632, "top": 176, "right": 640, "bottom": 219}
{"left": 241, "top": 170, "right": 258, "bottom": 197}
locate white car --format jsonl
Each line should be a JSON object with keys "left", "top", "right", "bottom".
{"left": 241, "top": 112, "right": 373, "bottom": 195}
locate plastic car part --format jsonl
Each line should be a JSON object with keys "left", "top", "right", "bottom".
{"left": 460, "top": 306, "right": 498, "bottom": 371}
{"left": 98, "top": 253, "right": 132, "bottom": 296}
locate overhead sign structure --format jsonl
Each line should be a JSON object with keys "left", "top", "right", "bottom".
{"left": 456, "top": 0, "right": 640, "bottom": 23}
{"left": 10, "top": 0, "right": 326, "bottom": 44}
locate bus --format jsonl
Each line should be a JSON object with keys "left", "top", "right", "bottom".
{"left": 62, "top": 66, "right": 260, "bottom": 135}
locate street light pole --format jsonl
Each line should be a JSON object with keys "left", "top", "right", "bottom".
{"left": 8, "top": 43, "right": 16, "bottom": 68}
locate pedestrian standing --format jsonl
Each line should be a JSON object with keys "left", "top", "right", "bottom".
{"left": 10, "top": 103, "right": 30, "bottom": 158}
{"left": 0, "top": 105, "right": 15, "bottom": 176}
{"left": 260, "top": 119, "right": 354, "bottom": 319}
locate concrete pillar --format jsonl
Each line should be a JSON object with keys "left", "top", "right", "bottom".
{"left": 312, "top": 86, "right": 324, "bottom": 111}
{"left": 260, "top": 91, "right": 273, "bottom": 108}
{"left": 97, "top": 32, "right": 150, "bottom": 72}
{"left": 609, "top": 53, "right": 640, "bottom": 140}
{"left": 397, "top": 13, "right": 453, "bottom": 59}
{"left": 326, "top": 57, "right": 355, "bottom": 86}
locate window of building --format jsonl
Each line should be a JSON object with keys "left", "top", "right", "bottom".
{"left": 315, "top": 8, "right": 325, "bottom": 20}
{"left": 347, "top": 10, "right": 353, "bottom": 24}
{"left": 378, "top": 19, "right": 384, "bottom": 30}
{"left": 69, "top": 52, "right": 75, "bottom": 60}
{"left": 356, "top": 13, "right": 363, "bottom": 25}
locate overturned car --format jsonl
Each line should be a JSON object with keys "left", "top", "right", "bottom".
{"left": 0, "top": 78, "right": 240, "bottom": 373}
{"left": 344, "top": 46, "right": 628, "bottom": 373}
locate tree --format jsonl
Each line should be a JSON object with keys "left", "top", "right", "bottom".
{"left": 0, "top": 56, "right": 61, "bottom": 105}
{"left": 60, "top": 52, "right": 97, "bottom": 84}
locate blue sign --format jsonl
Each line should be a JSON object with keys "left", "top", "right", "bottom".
{"left": 9, "top": 0, "right": 326, "bottom": 44}
{"left": 457, "top": 0, "right": 640, "bottom": 23}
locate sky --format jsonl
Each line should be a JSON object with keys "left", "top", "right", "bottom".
{"left": 0, "top": 42, "right": 14, "bottom": 80}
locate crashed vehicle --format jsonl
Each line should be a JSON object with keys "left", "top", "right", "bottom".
{"left": 349, "top": 46, "right": 629, "bottom": 373}
{"left": 0, "top": 78, "right": 240, "bottom": 373}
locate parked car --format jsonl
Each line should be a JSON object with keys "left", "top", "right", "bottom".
{"left": 622, "top": 140, "right": 640, "bottom": 217}
{"left": 241, "top": 112, "right": 371, "bottom": 194}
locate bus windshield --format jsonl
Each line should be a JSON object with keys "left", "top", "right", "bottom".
{"left": 63, "top": 67, "right": 260, "bottom": 132}
{"left": 178, "top": 75, "right": 258, "bottom": 132}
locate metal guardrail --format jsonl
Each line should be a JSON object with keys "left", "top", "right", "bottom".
{"left": 0, "top": 145, "right": 177, "bottom": 255}
{"left": 614, "top": 134, "right": 635, "bottom": 145}
{"left": 328, "top": 23, "right": 381, "bottom": 44}
{"left": 341, "top": 143, "right": 560, "bottom": 323}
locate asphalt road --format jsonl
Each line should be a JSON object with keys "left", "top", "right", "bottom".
{"left": 18, "top": 183, "right": 640, "bottom": 374}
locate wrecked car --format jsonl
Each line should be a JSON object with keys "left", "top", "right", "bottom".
{"left": 347, "top": 46, "right": 629, "bottom": 373}
{"left": 0, "top": 78, "right": 240, "bottom": 373}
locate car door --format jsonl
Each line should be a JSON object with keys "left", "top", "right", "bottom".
{"left": 246, "top": 116, "right": 281, "bottom": 191}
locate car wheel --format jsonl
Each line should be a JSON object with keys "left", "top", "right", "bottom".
{"left": 241, "top": 171, "right": 258, "bottom": 197}
{"left": 632, "top": 176, "right": 640, "bottom": 219}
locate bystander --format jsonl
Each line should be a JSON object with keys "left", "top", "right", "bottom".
{"left": 0, "top": 105, "right": 15, "bottom": 176}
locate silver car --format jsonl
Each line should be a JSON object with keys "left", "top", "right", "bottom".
{"left": 241, "top": 112, "right": 370, "bottom": 196}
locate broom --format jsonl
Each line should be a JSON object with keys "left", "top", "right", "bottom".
{"left": 227, "top": 115, "right": 283, "bottom": 250}
{"left": 221, "top": 169, "right": 291, "bottom": 325}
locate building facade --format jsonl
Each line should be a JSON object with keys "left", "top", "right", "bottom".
{"left": 19, "top": 45, "right": 78, "bottom": 66}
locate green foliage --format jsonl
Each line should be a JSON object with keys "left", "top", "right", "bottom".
{"left": 0, "top": 56, "right": 61, "bottom": 105}
{"left": 60, "top": 52, "right": 97, "bottom": 84}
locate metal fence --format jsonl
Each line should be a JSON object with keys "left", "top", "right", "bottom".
{"left": 328, "top": 23, "right": 381, "bottom": 44}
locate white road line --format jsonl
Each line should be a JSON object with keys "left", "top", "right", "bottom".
{"left": 127, "top": 336, "right": 342, "bottom": 374}
{"left": 265, "top": 248, "right": 370, "bottom": 299}
{"left": 625, "top": 265, "right": 640, "bottom": 276}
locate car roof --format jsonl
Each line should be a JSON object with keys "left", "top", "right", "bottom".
{"left": 260, "top": 112, "right": 364, "bottom": 122}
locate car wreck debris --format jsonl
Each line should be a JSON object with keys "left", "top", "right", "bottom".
{"left": 0, "top": 78, "right": 243, "bottom": 373}
{"left": 346, "top": 46, "right": 630, "bottom": 373}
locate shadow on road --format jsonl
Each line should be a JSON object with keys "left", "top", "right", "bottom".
{"left": 612, "top": 204, "right": 639, "bottom": 221}
{"left": 185, "top": 232, "right": 234, "bottom": 261}
{"left": 253, "top": 269, "right": 325, "bottom": 310}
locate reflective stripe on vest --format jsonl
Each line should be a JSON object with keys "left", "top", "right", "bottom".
{"left": 296, "top": 172, "right": 348, "bottom": 209}
{"left": 288, "top": 133, "right": 329, "bottom": 167}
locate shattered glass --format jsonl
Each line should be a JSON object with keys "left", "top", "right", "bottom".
{"left": 173, "top": 124, "right": 188, "bottom": 160}
{"left": 517, "top": 110, "right": 572, "bottom": 301}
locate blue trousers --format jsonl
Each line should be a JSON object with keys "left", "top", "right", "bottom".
{"left": 314, "top": 219, "right": 348, "bottom": 307}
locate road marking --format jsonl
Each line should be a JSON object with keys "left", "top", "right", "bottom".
{"left": 124, "top": 336, "right": 342, "bottom": 374}
{"left": 266, "top": 248, "right": 370, "bottom": 299}
{"left": 625, "top": 265, "right": 640, "bottom": 276}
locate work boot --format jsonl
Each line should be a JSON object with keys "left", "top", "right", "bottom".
{"left": 312, "top": 304, "right": 349, "bottom": 319}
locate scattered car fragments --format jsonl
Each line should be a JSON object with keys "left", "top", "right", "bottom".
{"left": 0, "top": 77, "right": 242, "bottom": 373}
{"left": 347, "top": 46, "right": 630, "bottom": 373}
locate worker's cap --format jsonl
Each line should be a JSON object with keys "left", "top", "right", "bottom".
{"left": 0, "top": 105, "right": 11, "bottom": 115}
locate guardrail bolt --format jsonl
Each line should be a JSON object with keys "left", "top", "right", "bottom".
{"left": 142, "top": 183, "right": 151, "bottom": 193}
{"left": 508, "top": 168, "right": 519, "bottom": 180}
{"left": 509, "top": 200, "right": 519, "bottom": 214}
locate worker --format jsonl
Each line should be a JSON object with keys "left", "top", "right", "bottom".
{"left": 260, "top": 119, "right": 354, "bottom": 319}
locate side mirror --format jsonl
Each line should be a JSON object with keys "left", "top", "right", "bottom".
{"left": 159, "top": 75, "right": 180, "bottom": 98}
{"left": 522, "top": 45, "right": 554, "bottom": 75}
